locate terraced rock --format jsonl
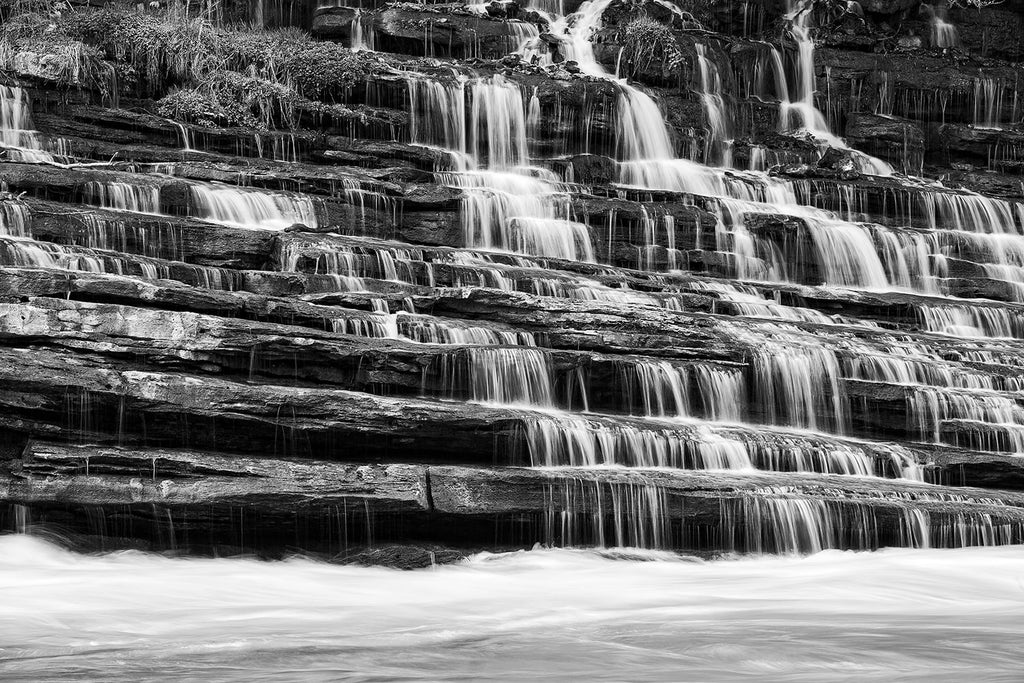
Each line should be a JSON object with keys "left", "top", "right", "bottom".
{"left": 3, "top": 0, "right": 1024, "bottom": 560}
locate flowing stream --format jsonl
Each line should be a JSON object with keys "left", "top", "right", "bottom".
{"left": 1, "top": 536, "right": 1023, "bottom": 681}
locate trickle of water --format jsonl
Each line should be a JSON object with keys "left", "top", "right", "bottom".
{"left": 433, "top": 347, "right": 555, "bottom": 406}
{"left": 545, "top": 478, "right": 668, "bottom": 549}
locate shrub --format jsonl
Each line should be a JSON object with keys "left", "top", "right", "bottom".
{"left": 156, "top": 86, "right": 226, "bottom": 127}
{"left": 5, "top": 2, "right": 390, "bottom": 131}
{"left": 61, "top": 6, "right": 221, "bottom": 95}
{"left": 280, "top": 42, "right": 363, "bottom": 102}
{"left": 619, "top": 15, "right": 684, "bottom": 78}
{"left": 0, "top": 7, "right": 111, "bottom": 91}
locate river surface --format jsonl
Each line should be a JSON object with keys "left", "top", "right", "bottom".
{"left": 2, "top": 536, "right": 1023, "bottom": 681}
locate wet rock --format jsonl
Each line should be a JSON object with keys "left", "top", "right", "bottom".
{"left": 844, "top": 112, "right": 925, "bottom": 172}
{"left": 335, "top": 545, "right": 467, "bottom": 569}
{"left": 938, "top": 124, "right": 1024, "bottom": 173}
{"left": 367, "top": 7, "right": 525, "bottom": 59}
{"left": 950, "top": 3, "right": 1024, "bottom": 61}
{"left": 816, "top": 147, "right": 862, "bottom": 178}
{"left": 311, "top": 6, "right": 361, "bottom": 41}
{"left": 855, "top": 0, "right": 920, "bottom": 14}
{"left": 5, "top": 0, "right": 1024, "bottom": 561}
{"left": 565, "top": 153, "right": 617, "bottom": 185}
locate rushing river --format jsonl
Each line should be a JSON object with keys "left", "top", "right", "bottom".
{"left": 2, "top": 536, "right": 1023, "bottom": 681}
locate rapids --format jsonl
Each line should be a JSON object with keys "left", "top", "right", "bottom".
{"left": 1, "top": 536, "right": 1022, "bottom": 681}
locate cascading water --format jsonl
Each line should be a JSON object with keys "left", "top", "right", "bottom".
{"left": 928, "top": 4, "right": 959, "bottom": 48}
{"left": 973, "top": 77, "right": 1006, "bottom": 130}
{"left": 694, "top": 44, "right": 733, "bottom": 166}
{"left": 0, "top": 86, "right": 53, "bottom": 163}
{"left": 9, "top": 4, "right": 1024, "bottom": 675}
{"left": 780, "top": 0, "right": 894, "bottom": 176}
{"left": 524, "top": 0, "right": 953, "bottom": 296}
{"left": 0, "top": 200, "right": 30, "bottom": 238}
{"left": 407, "top": 74, "right": 595, "bottom": 260}
{"left": 189, "top": 184, "right": 321, "bottom": 229}
{"left": 85, "top": 182, "right": 162, "bottom": 215}
{"left": 350, "top": 8, "right": 376, "bottom": 51}
{"left": 433, "top": 347, "right": 556, "bottom": 406}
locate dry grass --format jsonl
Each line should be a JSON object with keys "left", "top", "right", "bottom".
{"left": 1, "top": 1, "right": 387, "bottom": 130}
{"left": 619, "top": 15, "right": 684, "bottom": 79}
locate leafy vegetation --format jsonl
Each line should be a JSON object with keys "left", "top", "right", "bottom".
{"left": 1, "top": 1, "right": 387, "bottom": 131}
{"left": 618, "top": 15, "right": 685, "bottom": 80}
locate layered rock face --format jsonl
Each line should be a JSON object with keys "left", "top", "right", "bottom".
{"left": 3, "top": 0, "right": 1024, "bottom": 560}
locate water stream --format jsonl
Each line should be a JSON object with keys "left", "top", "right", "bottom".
{"left": 1, "top": 536, "right": 1022, "bottom": 681}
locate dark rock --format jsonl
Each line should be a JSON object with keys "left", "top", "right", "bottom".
{"left": 844, "top": 112, "right": 925, "bottom": 172}
{"left": 565, "top": 153, "right": 617, "bottom": 185}
{"left": 311, "top": 6, "right": 361, "bottom": 41}
{"left": 817, "top": 147, "right": 861, "bottom": 176}
{"left": 858, "top": 0, "right": 919, "bottom": 14}
{"left": 335, "top": 545, "right": 467, "bottom": 569}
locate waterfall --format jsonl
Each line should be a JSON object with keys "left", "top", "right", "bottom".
{"left": 544, "top": 479, "right": 668, "bottom": 549}
{"left": 781, "top": 0, "right": 893, "bottom": 176}
{"left": 929, "top": 5, "right": 959, "bottom": 48}
{"left": 731, "top": 322, "right": 848, "bottom": 432}
{"left": 618, "top": 359, "right": 691, "bottom": 418}
{"left": 189, "top": 184, "right": 321, "bottom": 230}
{"left": 694, "top": 44, "right": 733, "bottom": 166}
{"left": 0, "top": 86, "right": 54, "bottom": 163}
{"left": 519, "top": 0, "right": 933, "bottom": 294}
{"left": 973, "top": 77, "right": 1004, "bottom": 129}
{"left": 518, "top": 0, "right": 614, "bottom": 74}
{"left": 469, "top": 76, "right": 530, "bottom": 169}
{"left": 692, "top": 281, "right": 836, "bottom": 324}
{"left": 541, "top": 479, "right": 1023, "bottom": 553}
{"left": 350, "top": 9, "right": 376, "bottom": 51}
{"left": 167, "top": 119, "right": 195, "bottom": 152}
{"left": 399, "top": 317, "right": 537, "bottom": 346}
{"left": 437, "top": 170, "right": 595, "bottom": 261}
{"left": 85, "top": 182, "right": 162, "bottom": 215}
{"left": 917, "top": 303, "right": 1024, "bottom": 339}
{"left": 407, "top": 72, "right": 596, "bottom": 261}
{"left": 522, "top": 412, "right": 914, "bottom": 477}
{"left": 7, "top": 0, "right": 1024, "bottom": 572}
{"left": 331, "top": 313, "right": 400, "bottom": 339}
{"left": 0, "top": 201, "right": 31, "bottom": 238}
{"left": 434, "top": 347, "right": 555, "bottom": 406}
{"left": 407, "top": 77, "right": 468, "bottom": 159}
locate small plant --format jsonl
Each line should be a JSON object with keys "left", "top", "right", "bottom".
{"left": 156, "top": 87, "right": 226, "bottom": 128}
{"left": 280, "top": 42, "right": 364, "bottom": 102}
{"left": 619, "top": 15, "right": 685, "bottom": 78}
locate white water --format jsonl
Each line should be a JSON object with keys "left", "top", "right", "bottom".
{"left": 929, "top": 4, "right": 959, "bottom": 48}
{"left": 189, "top": 184, "right": 321, "bottom": 230}
{"left": 0, "top": 85, "right": 53, "bottom": 163}
{"left": 2, "top": 536, "right": 1023, "bottom": 681}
